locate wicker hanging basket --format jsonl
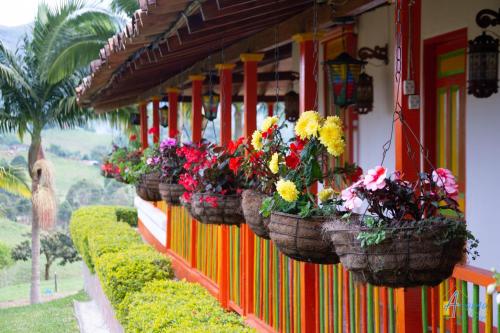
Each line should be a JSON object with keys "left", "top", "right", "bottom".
{"left": 323, "top": 216, "right": 466, "bottom": 288}
{"left": 189, "top": 192, "right": 244, "bottom": 226}
{"left": 158, "top": 182, "right": 185, "bottom": 205}
{"left": 268, "top": 212, "right": 340, "bottom": 265}
{"left": 135, "top": 172, "right": 162, "bottom": 202}
{"left": 241, "top": 189, "right": 271, "bottom": 239}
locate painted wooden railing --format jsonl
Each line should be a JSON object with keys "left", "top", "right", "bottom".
{"left": 136, "top": 198, "right": 498, "bottom": 333}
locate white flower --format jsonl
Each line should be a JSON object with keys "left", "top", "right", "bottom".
{"left": 486, "top": 283, "right": 496, "bottom": 295}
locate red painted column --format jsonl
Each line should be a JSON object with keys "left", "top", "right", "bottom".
{"left": 394, "top": 1, "right": 423, "bottom": 332}
{"left": 190, "top": 75, "right": 205, "bottom": 143}
{"left": 215, "top": 63, "right": 234, "bottom": 309}
{"left": 240, "top": 53, "right": 263, "bottom": 315}
{"left": 293, "top": 33, "right": 321, "bottom": 112}
{"left": 166, "top": 88, "right": 180, "bottom": 139}
{"left": 267, "top": 102, "right": 274, "bottom": 117}
{"left": 294, "top": 32, "right": 321, "bottom": 333}
{"left": 139, "top": 102, "right": 148, "bottom": 150}
{"left": 152, "top": 97, "right": 160, "bottom": 144}
{"left": 216, "top": 63, "right": 235, "bottom": 146}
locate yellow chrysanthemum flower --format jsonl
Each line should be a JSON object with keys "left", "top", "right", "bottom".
{"left": 318, "top": 187, "right": 335, "bottom": 202}
{"left": 261, "top": 116, "right": 278, "bottom": 132}
{"left": 269, "top": 152, "right": 279, "bottom": 174}
{"left": 251, "top": 130, "right": 263, "bottom": 151}
{"left": 295, "top": 111, "right": 320, "bottom": 140}
{"left": 276, "top": 179, "right": 299, "bottom": 202}
{"left": 319, "top": 116, "right": 345, "bottom": 157}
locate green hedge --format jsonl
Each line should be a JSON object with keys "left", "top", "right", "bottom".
{"left": 70, "top": 206, "right": 252, "bottom": 333}
{"left": 116, "top": 207, "right": 138, "bottom": 227}
{"left": 125, "top": 280, "right": 253, "bottom": 333}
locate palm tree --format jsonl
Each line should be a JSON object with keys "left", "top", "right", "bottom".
{"left": 110, "top": 0, "right": 139, "bottom": 16}
{"left": 0, "top": 0, "right": 118, "bottom": 304}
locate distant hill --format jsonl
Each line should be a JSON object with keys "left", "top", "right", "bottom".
{"left": 0, "top": 24, "right": 31, "bottom": 51}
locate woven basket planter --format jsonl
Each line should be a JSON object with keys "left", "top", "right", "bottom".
{"left": 241, "top": 189, "right": 270, "bottom": 239}
{"left": 323, "top": 217, "right": 466, "bottom": 288}
{"left": 158, "top": 183, "right": 184, "bottom": 205}
{"left": 135, "top": 172, "right": 162, "bottom": 202}
{"left": 268, "top": 212, "right": 339, "bottom": 265}
{"left": 189, "top": 192, "right": 244, "bottom": 226}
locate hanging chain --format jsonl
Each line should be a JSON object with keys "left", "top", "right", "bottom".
{"left": 313, "top": 0, "right": 319, "bottom": 112}
{"left": 274, "top": 26, "right": 280, "bottom": 107}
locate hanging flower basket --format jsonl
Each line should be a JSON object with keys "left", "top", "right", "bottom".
{"left": 241, "top": 189, "right": 271, "bottom": 239}
{"left": 158, "top": 183, "right": 184, "bottom": 205}
{"left": 323, "top": 216, "right": 467, "bottom": 288}
{"left": 189, "top": 192, "right": 243, "bottom": 226}
{"left": 268, "top": 212, "right": 339, "bottom": 265}
{"left": 135, "top": 172, "right": 162, "bottom": 202}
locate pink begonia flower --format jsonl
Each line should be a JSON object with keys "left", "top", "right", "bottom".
{"left": 432, "top": 168, "right": 459, "bottom": 200}
{"left": 146, "top": 157, "right": 153, "bottom": 165}
{"left": 363, "top": 166, "right": 387, "bottom": 191}
{"left": 341, "top": 185, "right": 362, "bottom": 211}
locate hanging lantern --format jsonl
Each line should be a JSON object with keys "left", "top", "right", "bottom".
{"left": 160, "top": 105, "right": 168, "bottom": 127}
{"left": 284, "top": 90, "right": 299, "bottom": 122}
{"left": 130, "top": 112, "right": 140, "bottom": 125}
{"left": 325, "top": 52, "right": 365, "bottom": 107}
{"left": 468, "top": 31, "right": 499, "bottom": 98}
{"left": 355, "top": 72, "right": 374, "bottom": 114}
{"left": 202, "top": 90, "right": 220, "bottom": 121}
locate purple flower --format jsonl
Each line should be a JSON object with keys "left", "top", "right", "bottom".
{"left": 160, "top": 138, "right": 177, "bottom": 150}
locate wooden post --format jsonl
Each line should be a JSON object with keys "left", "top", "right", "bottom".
{"left": 240, "top": 53, "right": 263, "bottom": 315}
{"left": 166, "top": 88, "right": 180, "bottom": 139}
{"left": 215, "top": 63, "right": 234, "bottom": 309}
{"left": 190, "top": 75, "right": 205, "bottom": 143}
{"left": 139, "top": 102, "right": 148, "bottom": 150}
{"left": 294, "top": 32, "right": 320, "bottom": 333}
{"left": 152, "top": 97, "right": 160, "bottom": 144}
{"left": 267, "top": 102, "right": 274, "bottom": 116}
{"left": 394, "top": 1, "right": 423, "bottom": 332}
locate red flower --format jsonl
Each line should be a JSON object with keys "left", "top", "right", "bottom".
{"left": 203, "top": 196, "right": 218, "bottom": 208}
{"left": 348, "top": 166, "right": 363, "bottom": 183}
{"left": 181, "top": 192, "right": 192, "bottom": 203}
{"left": 228, "top": 137, "right": 245, "bottom": 155}
{"left": 285, "top": 153, "right": 300, "bottom": 169}
{"left": 179, "top": 173, "right": 198, "bottom": 191}
{"left": 290, "top": 138, "right": 306, "bottom": 153}
{"left": 148, "top": 127, "right": 158, "bottom": 135}
{"left": 129, "top": 134, "right": 137, "bottom": 141}
{"left": 229, "top": 157, "right": 243, "bottom": 174}
{"left": 249, "top": 151, "right": 264, "bottom": 164}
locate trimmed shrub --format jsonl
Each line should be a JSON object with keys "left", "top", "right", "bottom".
{"left": 125, "top": 280, "right": 253, "bottom": 333}
{"left": 0, "top": 242, "right": 12, "bottom": 269}
{"left": 116, "top": 207, "right": 138, "bottom": 227}
{"left": 95, "top": 247, "right": 173, "bottom": 321}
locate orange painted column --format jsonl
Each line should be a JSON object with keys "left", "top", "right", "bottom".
{"left": 152, "top": 97, "right": 160, "bottom": 144}
{"left": 394, "top": 1, "right": 423, "bottom": 332}
{"left": 167, "top": 88, "right": 180, "bottom": 139}
{"left": 216, "top": 63, "right": 234, "bottom": 309}
{"left": 294, "top": 32, "right": 321, "bottom": 333}
{"left": 241, "top": 53, "right": 263, "bottom": 315}
{"left": 139, "top": 102, "right": 148, "bottom": 150}
{"left": 190, "top": 75, "right": 205, "bottom": 143}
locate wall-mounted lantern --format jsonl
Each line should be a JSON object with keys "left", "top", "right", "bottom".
{"left": 202, "top": 90, "right": 220, "bottom": 121}
{"left": 325, "top": 52, "right": 366, "bottom": 107}
{"left": 284, "top": 80, "right": 299, "bottom": 122}
{"left": 355, "top": 72, "right": 374, "bottom": 114}
{"left": 468, "top": 9, "right": 499, "bottom": 98}
{"left": 160, "top": 96, "right": 168, "bottom": 127}
{"left": 130, "top": 113, "right": 140, "bottom": 125}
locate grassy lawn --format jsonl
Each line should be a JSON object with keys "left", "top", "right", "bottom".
{"left": 41, "top": 127, "right": 114, "bottom": 156}
{"left": 0, "top": 290, "right": 88, "bottom": 333}
{"left": 0, "top": 219, "right": 83, "bottom": 302}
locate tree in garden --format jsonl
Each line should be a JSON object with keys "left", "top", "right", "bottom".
{"left": 11, "top": 232, "right": 81, "bottom": 280}
{"left": 0, "top": 242, "right": 13, "bottom": 270}
{"left": 0, "top": 0, "right": 118, "bottom": 303}
{"left": 0, "top": 162, "right": 30, "bottom": 199}
{"left": 110, "top": 0, "right": 139, "bottom": 16}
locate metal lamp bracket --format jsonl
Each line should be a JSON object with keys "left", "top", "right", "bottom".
{"left": 358, "top": 44, "right": 389, "bottom": 65}
{"left": 475, "top": 8, "right": 500, "bottom": 29}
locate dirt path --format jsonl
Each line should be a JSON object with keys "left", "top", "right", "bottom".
{"left": 0, "top": 291, "right": 75, "bottom": 309}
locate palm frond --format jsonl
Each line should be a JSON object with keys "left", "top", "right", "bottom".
{"left": 0, "top": 163, "right": 31, "bottom": 198}
{"left": 110, "top": 0, "right": 139, "bottom": 16}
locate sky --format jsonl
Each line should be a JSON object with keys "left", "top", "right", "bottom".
{"left": 0, "top": 0, "right": 111, "bottom": 27}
